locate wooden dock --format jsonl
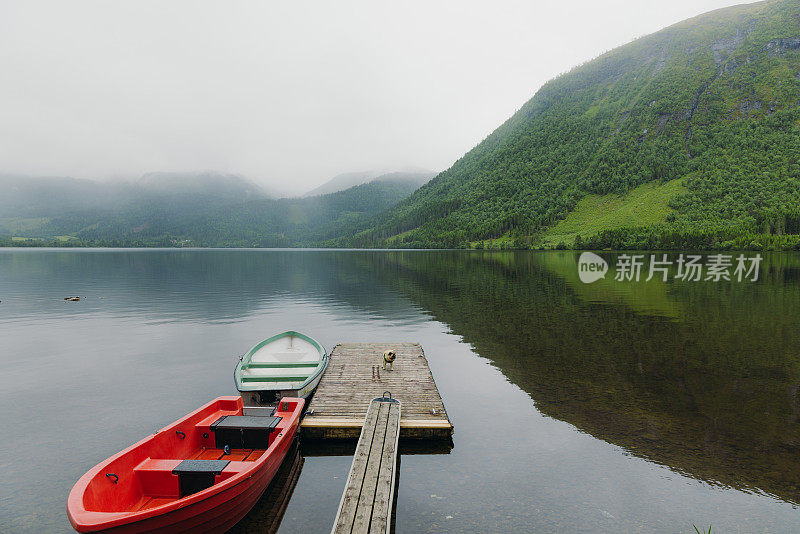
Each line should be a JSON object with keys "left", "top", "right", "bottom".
{"left": 301, "top": 343, "right": 453, "bottom": 440}
{"left": 332, "top": 396, "right": 401, "bottom": 534}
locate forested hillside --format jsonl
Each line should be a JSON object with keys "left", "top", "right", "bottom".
{"left": 162, "top": 177, "right": 425, "bottom": 247}
{"left": 334, "top": 0, "right": 800, "bottom": 250}
{"left": 0, "top": 173, "right": 423, "bottom": 247}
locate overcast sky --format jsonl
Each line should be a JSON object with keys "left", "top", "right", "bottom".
{"left": 0, "top": 0, "right": 758, "bottom": 193}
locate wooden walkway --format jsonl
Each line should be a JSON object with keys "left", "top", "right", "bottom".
{"left": 301, "top": 343, "right": 453, "bottom": 440}
{"left": 332, "top": 397, "right": 401, "bottom": 534}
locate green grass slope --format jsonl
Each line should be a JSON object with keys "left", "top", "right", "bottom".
{"left": 539, "top": 179, "right": 686, "bottom": 247}
{"left": 336, "top": 0, "right": 800, "bottom": 249}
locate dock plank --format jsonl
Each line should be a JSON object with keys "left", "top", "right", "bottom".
{"left": 333, "top": 402, "right": 382, "bottom": 532}
{"left": 302, "top": 343, "right": 453, "bottom": 440}
{"left": 351, "top": 403, "right": 389, "bottom": 532}
{"left": 369, "top": 403, "right": 400, "bottom": 533}
{"left": 332, "top": 398, "right": 401, "bottom": 534}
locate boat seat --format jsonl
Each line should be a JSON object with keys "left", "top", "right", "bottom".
{"left": 242, "top": 406, "right": 276, "bottom": 417}
{"left": 210, "top": 415, "right": 282, "bottom": 449}
{"left": 239, "top": 371, "right": 314, "bottom": 383}
{"left": 134, "top": 459, "right": 182, "bottom": 498}
{"left": 243, "top": 361, "right": 319, "bottom": 369}
{"left": 172, "top": 459, "right": 230, "bottom": 497}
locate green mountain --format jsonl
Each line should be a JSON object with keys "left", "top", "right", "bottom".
{"left": 163, "top": 176, "right": 427, "bottom": 247}
{"left": 337, "top": 0, "right": 800, "bottom": 250}
{"left": 0, "top": 173, "right": 424, "bottom": 247}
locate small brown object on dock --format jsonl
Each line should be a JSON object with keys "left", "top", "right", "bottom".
{"left": 301, "top": 343, "right": 453, "bottom": 440}
{"left": 332, "top": 397, "right": 400, "bottom": 534}
{"left": 382, "top": 349, "right": 396, "bottom": 370}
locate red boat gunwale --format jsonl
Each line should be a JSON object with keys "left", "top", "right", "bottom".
{"left": 66, "top": 396, "right": 304, "bottom": 533}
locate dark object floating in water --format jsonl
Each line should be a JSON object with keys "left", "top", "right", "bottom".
{"left": 64, "top": 297, "right": 80, "bottom": 301}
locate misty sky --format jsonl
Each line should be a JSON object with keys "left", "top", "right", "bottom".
{"left": 0, "top": 0, "right": 758, "bottom": 193}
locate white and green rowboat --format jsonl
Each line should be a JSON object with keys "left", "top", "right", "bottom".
{"left": 235, "top": 331, "right": 328, "bottom": 406}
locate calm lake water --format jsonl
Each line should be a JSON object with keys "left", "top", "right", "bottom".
{"left": 2, "top": 249, "right": 800, "bottom": 533}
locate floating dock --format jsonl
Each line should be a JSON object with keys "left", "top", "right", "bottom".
{"left": 332, "top": 396, "right": 401, "bottom": 534}
{"left": 301, "top": 343, "right": 453, "bottom": 440}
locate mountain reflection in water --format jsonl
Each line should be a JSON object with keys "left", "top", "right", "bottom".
{"left": 2, "top": 249, "right": 799, "bottom": 533}
{"left": 361, "top": 250, "right": 800, "bottom": 503}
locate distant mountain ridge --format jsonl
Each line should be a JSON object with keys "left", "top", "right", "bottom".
{"left": 136, "top": 171, "right": 273, "bottom": 199}
{"left": 173, "top": 176, "right": 425, "bottom": 247}
{"left": 304, "top": 168, "right": 434, "bottom": 197}
{"left": 0, "top": 171, "right": 425, "bottom": 247}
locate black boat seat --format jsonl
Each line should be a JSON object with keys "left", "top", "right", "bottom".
{"left": 172, "top": 459, "right": 231, "bottom": 474}
{"left": 242, "top": 406, "right": 276, "bottom": 417}
{"left": 210, "top": 415, "right": 282, "bottom": 449}
{"left": 171, "top": 459, "right": 230, "bottom": 497}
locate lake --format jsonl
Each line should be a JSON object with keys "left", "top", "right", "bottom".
{"left": 1, "top": 249, "right": 799, "bottom": 533}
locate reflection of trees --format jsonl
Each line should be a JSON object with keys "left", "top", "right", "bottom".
{"left": 230, "top": 440, "right": 304, "bottom": 534}
{"left": 358, "top": 251, "right": 800, "bottom": 504}
{"left": 6, "top": 249, "right": 800, "bottom": 502}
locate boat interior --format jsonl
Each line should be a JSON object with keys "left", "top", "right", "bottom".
{"left": 240, "top": 334, "right": 324, "bottom": 384}
{"left": 79, "top": 398, "right": 299, "bottom": 514}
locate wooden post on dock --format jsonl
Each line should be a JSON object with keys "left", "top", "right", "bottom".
{"left": 332, "top": 394, "right": 401, "bottom": 534}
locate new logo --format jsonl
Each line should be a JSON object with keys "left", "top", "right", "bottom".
{"left": 578, "top": 252, "right": 608, "bottom": 283}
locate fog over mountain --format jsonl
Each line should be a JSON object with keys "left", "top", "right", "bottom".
{"left": 304, "top": 168, "right": 434, "bottom": 197}
{"left": 0, "top": 0, "right": 757, "bottom": 192}
{"left": 0, "top": 170, "right": 430, "bottom": 246}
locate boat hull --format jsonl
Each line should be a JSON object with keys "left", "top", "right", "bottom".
{"left": 67, "top": 396, "right": 303, "bottom": 533}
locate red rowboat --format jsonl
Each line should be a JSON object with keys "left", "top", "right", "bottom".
{"left": 67, "top": 396, "right": 304, "bottom": 533}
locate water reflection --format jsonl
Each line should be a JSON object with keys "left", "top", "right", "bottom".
{"left": 0, "top": 249, "right": 425, "bottom": 325}
{"left": 229, "top": 440, "right": 304, "bottom": 534}
{"left": 356, "top": 251, "right": 800, "bottom": 504}
{"left": 2, "top": 249, "right": 800, "bottom": 533}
